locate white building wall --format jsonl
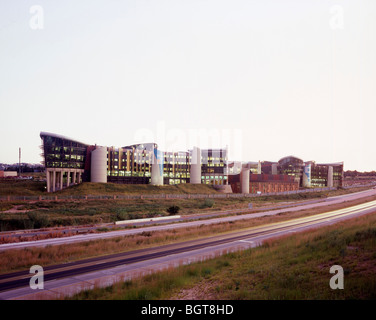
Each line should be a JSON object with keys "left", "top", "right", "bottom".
{"left": 4, "top": 171, "right": 17, "bottom": 177}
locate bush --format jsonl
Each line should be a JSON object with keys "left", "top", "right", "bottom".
{"left": 116, "top": 210, "right": 128, "bottom": 221}
{"left": 27, "top": 212, "right": 49, "bottom": 229}
{"left": 166, "top": 205, "right": 180, "bottom": 215}
{"left": 200, "top": 199, "right": 215, "bottom": 209}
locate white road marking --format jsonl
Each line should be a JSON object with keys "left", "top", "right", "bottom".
{"left": 238, "top": 240, "right": 254, "bottom": 244}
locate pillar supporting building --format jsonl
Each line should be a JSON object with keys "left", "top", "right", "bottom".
{"left": 46, "top": 168, "right": 84, "bottom": 193}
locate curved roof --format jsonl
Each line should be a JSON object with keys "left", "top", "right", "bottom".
{"left": 278, "top": 155, "right": 304, "bottom": 164}
{"left": 40, "top": 131, "right": 90, "bottom": 146}
{"left": 279, "top": 155, "right": 303, "bottom": 162}
{"left": 122, "top": 143, "right": 157, "bottom": 151}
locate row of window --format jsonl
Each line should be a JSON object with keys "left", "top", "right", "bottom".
{"left": 46, "top": 162, "right": 84, "bottom": 169}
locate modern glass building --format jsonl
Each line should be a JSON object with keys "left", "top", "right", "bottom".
{"left": 40, "top": 132, "right": 343, "bottom": 193}
{"left": 309, "top": 161, "right": 344, "bottom": 188}
{"left": 40, "top": 132, "right": 228, "bottom": 192}
{"left": 260, "top": 156, "right": 344, "bottom": 188}
{"left": 277, "top": 156, "right": 304, "bottom": 183}
{"left": 40, "top": 132, "right": 88, "bottom": 192}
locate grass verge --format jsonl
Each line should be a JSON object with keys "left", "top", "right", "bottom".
{"left": 68, "top": 211, "right": 376, "bottom": 300}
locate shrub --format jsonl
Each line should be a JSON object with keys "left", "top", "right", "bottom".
{"left": 27, "top": 212, "right": 49, "bottom": 229}
{"left": 116, "top": 210, "right": 128, "bottom": 221}
{"left": 200, "top": 199, "right": 214, "bottom": 209}
{"left": 166, "top": 205, "right": 180, "bottom": 215}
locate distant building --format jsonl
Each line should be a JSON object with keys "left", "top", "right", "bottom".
{"left": 0, "top": 171, "right": 18, "bottom": 178}
{"left": 260, "top": 156, "right": 343, "bottom": 188}
{"left": 228, "top": 173, "right": 299, "bottom": 194}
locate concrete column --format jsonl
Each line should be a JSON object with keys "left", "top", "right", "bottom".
{"left": 67, "top": 170, "right": 70, "bottom": 187}
{"left": 151, "top": 148, "right": 164, "bottom": 186}
{"left": 55, "top": 171, "right": 58, "bottom": 190}
{"left": 91, "top": 147, "right": 108, "bottom": 183}
{"left": 302, "top": 164, "right": 311, "bottom": 188}
{"left": 190, "top": 146, "right": 201, "bottom": 184}
{"left": 73, "top": 171, "right": 76, "bottom": 184}
{"left": 257, "top": 161, "right": 262, "bottom": 174}
{"left": 240, "top": 167, "right": 250, "bottom": 194}
{"left": 272, "top": 164, "right": 278, "bottom": 175}
{"left": 52, "top": 170, "right": 56, "bottom": 192}
{"left": 59, "top": 170, "right": 63, "bottom": 191}
{"left": 328, "top": 166, "right": 334, "bottom": 188}
{"left": 46, "top": 170, "right": 51, "bottom": 193}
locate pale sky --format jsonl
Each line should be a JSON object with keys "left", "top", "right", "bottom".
{"left": 0, "top": 0, "right": 375, "bottom": 171}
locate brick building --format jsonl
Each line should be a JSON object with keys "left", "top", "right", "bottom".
{"left": 229, "top": 173, "right": 299, "bottom": 194}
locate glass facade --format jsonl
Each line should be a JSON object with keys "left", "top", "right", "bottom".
{"left": 107, "top": 143, "right": 155, "bottom": 184}
{"left": 310, "top": 162, "right": 344, "bottom": 187}
{"left": 163, "top": 151, "right": 190, "bottom": 185}
{"left": 40, "top": 133, "right": 88, "bottom": 169}
{"left": 278, "top": 156, "right": 304, "bottom": 179}
{"left": 259, "top": 157, "right": 344, "bottom": 188}
{"left": 201, "top": 149, "right": 228, "bottom": 185}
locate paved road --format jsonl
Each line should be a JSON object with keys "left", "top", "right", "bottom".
{"left": 1, "top": 198, "right": 376, "bottom": 299}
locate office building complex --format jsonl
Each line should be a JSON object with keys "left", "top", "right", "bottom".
{"left": 40, "top": 132, "right": 343, "bottom": 193}
{"left": 260, "top": 156, "right": 344, "bottom": 188}
{"left": 40, "top": 132, "right": 228, "bottom": 192}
